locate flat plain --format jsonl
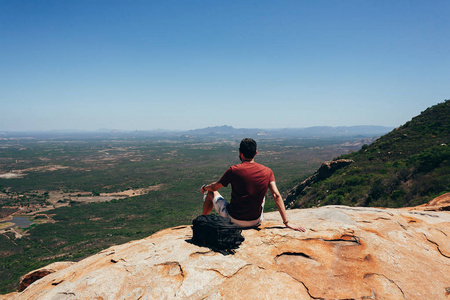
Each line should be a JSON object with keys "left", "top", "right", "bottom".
{"left": 0, "top": 133, "right": 370, "bottom": 293}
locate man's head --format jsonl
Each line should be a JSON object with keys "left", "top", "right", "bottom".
{"left": 239, "top": 138, "right": 257, "bottom": 159}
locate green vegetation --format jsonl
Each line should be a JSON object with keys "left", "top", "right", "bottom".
{"left": 0, "top": 135, "right": 363, "bottom": 294}
{"left": 291, "top": 100, "right": 450, "bottom": 208}
{"left": 2, "top": 97, "right": 447, "bottom": 294}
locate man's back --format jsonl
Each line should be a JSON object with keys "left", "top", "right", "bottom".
{"left": 200, "top": 137, "right": 306, "bottom": 231}
{"left": 218, "top": 161, "right": 274, "bottom": 221}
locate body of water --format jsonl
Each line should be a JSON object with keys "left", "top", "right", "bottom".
{"left": 0, "top": 216, "right": 33, "bottom": 229}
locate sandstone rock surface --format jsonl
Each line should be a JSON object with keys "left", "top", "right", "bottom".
{"left": 18, "top": 262, "right": 75, "bottom": 292}
{"left": 5, "top": 205, "right": 450, "bottom": 300}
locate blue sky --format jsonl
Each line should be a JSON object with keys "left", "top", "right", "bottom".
{"left": 1, "top": 1, "right": 449, "bottom": 131}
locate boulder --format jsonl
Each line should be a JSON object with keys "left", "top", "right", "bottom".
{"left": 5, "top": 205, "right": 450, "bottom": 299}
{"left": 412, "top": 192, "right": 450, "bottom": 212}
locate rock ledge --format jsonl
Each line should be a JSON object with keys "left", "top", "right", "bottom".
{"left": 3, "top": 204, "right": 450, "bottom": 300}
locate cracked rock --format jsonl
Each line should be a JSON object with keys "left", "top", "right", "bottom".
{"left": 5, "top": 203, "right": 450, "bottom": 300}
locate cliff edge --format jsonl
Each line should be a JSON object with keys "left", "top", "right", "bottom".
{"left": 3, "top": 197, "right": 450, "bottom": 300}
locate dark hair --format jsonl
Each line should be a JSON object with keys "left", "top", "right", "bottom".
{"left": 239, "top": 138, "right": 257, "bottom": 159}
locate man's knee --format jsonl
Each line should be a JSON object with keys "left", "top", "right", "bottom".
{"left": 204, "top": 191, "right": 216, "bottom": 202}
{"left": 211, "top": 191, "right": 221, "bottom": 199}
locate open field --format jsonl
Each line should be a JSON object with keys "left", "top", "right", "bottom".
{"left": 0, "top": 133, "right": 372, "bottom": 293}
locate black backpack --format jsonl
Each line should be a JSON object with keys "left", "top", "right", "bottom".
{"left": 191, "top": 215, "right": 245, "bottom": 254}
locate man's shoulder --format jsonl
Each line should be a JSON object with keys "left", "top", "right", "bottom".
{"left": 253, "top": 162, "right": 272, "bottom": 171}
{"left": 233, "top": 162, "right": 272, "bottom": 172}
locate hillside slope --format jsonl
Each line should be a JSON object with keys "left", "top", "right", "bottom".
{"left": 289, "top": 100, "right": 449, "bottom": 209}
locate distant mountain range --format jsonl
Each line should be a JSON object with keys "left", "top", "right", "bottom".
{"left": 0, "top": 125, "right": 393, "bottom": 139}
{"left": 183, "top": 125, "right": 393, "bottom": 138}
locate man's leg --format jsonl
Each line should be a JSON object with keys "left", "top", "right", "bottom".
{"left": 202, "top": 191, "right": 219, "bottom": 215}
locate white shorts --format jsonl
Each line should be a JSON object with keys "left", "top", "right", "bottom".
{"left": 207, "top": 192, "right": 264, "bottom": 228}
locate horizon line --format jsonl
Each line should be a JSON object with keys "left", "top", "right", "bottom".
{"left": 0, "top": 124, "right": 395, "bottom": 133}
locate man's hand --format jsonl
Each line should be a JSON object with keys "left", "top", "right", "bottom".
{"left": 200, "top": 182, "right": 224, "bottom": 194}
{"left": 285, "top": 222, "right": 306, "bottom": 232}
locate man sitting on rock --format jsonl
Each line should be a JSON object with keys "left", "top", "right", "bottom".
{"left": 201, "top": 138, "right": 306, "bottom": 232}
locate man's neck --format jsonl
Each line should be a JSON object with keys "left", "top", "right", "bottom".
{"left": 241, "top": 158, "right": 255, "bottom": 163}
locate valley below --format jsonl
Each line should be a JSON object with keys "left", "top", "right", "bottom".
{"left": 0, "top": 132, "right": 372, "bottom": 293}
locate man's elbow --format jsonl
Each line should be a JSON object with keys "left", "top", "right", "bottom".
{"left": 273, "top": 193, "right": 283, "bottom": 202}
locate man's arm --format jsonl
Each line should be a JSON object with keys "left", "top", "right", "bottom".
{"left": 268, "top": 181, "right": 306, "bottom": 232}
{"left": 201, "top": 182, "right": 223, "bottom": 193}
{"left": 200, "top": 182, "right": 224, "bottom": 215}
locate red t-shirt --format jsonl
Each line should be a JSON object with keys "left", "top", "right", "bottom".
{"left": 218, "top": 161, "right": 275, "bottom": 221}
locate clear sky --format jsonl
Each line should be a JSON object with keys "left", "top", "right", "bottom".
{"left": 1, "top": 1, "right": 449, "bottom": 131}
